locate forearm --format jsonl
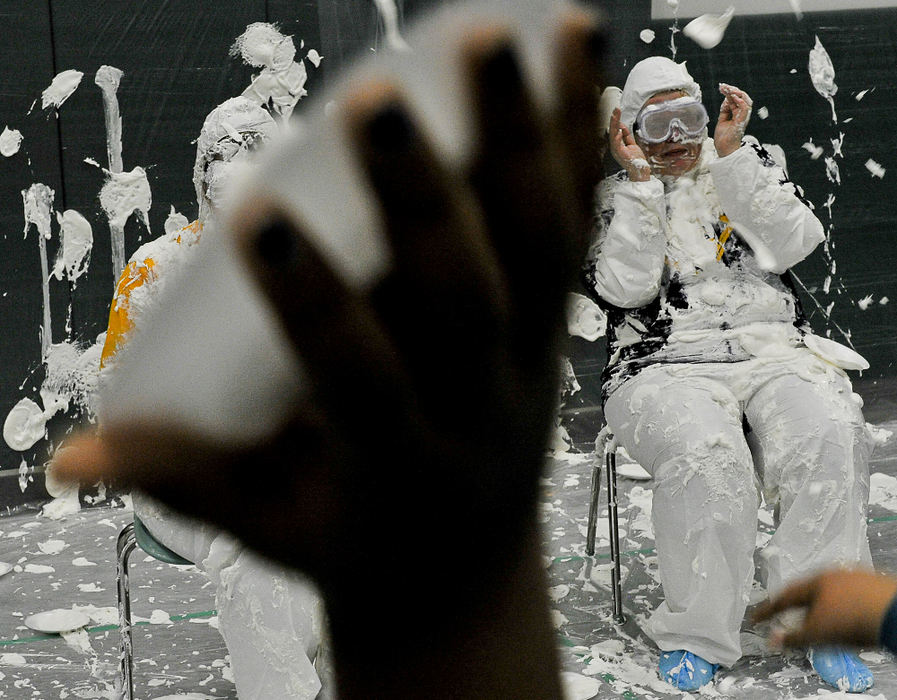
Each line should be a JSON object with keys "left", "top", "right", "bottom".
{"left": 590, "top": 179, "right": 666, "bottom": 308}
{"left": 325, "top": 523, "right": 562, "bottom": 700}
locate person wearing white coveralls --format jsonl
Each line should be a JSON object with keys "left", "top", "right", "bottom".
{"left": 101, "top": 97, "right": 328, "bottom": 700}
{"left": 584, "top": 57, "right": 876, "bottom": 692}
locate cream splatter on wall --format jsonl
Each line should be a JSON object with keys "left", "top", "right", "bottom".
{"left": 1, "top": 19, "right": 322, "bottom": 504}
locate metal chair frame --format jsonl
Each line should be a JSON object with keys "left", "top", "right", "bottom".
{"left": 116, "top": 517, "right": 193, "bottom": 700}
{"left": 586, "top": 429, "right": 626, "bottom": 624}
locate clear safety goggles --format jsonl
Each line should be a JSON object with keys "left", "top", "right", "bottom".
{"left": 634, "top": 97, "right": 709, "bottom": 144}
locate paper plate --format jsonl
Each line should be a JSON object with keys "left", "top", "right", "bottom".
{"left": 0, "top": 562, "right": 13, "bottom": 578}
{"left": 24, "top": 609, "right": 90, "bottom": 634}
{"left": 803, "top": 334, "right": 870, "bottom": 371}
{"left": 616, "top": 462, "right": 651, "bottom": 481}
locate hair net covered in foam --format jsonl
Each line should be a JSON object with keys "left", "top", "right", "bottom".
{"left": 619, "top": 56, "right": 702, "bottom": 131}
{"left": 192, "top": 96, "right": 278, "bottom": 209}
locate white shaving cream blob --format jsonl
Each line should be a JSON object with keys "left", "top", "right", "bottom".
{"left": 561, "top": 672, "right": 602, "bottom": 700}
{"left": 164, "top": 206, "right": 190, "bottom": 234}
{"left": 865, "top": 159, "right": 885, "bottom": 179}
{"left": 809, "top": 36, "right": 838, "bottom": 122}
{"left": 306, "top": 49, "right": 322, "bottom": 68}
{"left": 99, "top": 167, "right": 152, "bottom": 231}
{"left": 51, "top": 210, "right": 93, "bottom": 283}
{"left": 41, "top": 69, "right": 84, "bottom": 109}
{"left": 231, "top": 23, "right": 315, "bottom": 120}
{"left": 639, "top": 29, "right": 655, "bottom": 44}
{"left": 3, "top": 399, "right": 46, "bottom": 451}
{"left": 682, "top": 6, "right": 734, "bottom": 50}
{"left": 372, "top": 0, "right": 410, "bottom": 52}
{"left": 0, "top": 126, "right": 23, "bottom": 156}
{"left": 566, "top": 293, "right": 606, "bottom": 342}
{"left": 803, "top": 334, "right": 869, "bottom": 371}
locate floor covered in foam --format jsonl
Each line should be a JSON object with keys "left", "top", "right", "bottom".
{"left": 551, "top": 415, "right": 897, "bottom": 700}
{"left": 0, "top": 420, "right": 894, "bottom": 698}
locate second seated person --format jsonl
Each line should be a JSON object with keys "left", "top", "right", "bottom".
{"left": 584, "top": 56, "right": 877, "bottom": 693}
{"left": 100, "top": 96, "right": 328, "bottom": 699}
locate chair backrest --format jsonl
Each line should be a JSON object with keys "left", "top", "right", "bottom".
{"left": 133, "top": 515, "right": 194, "bottom": 566}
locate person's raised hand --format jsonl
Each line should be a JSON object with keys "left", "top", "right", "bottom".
{"left": 753, "top": 569, "right": 897, "bottom": 649}
{"left": 714, "top": 83, "right": 752, "bottom": 157}
{"left": 609, "top": 107, "right": 650, "bottom": 181}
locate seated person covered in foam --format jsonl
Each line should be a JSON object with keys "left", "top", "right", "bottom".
{"left": 584, "top": 56, "right": 877, "bottom": 693}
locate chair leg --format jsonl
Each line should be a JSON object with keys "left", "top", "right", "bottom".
{"left": 585, "top": 454, "right": 603, "bottom": 557}
{"left": 116, "top": 524, "right": 137, "bottom": 700}
{"left": 606, "top": 447, "right": 626, "bottom": 624}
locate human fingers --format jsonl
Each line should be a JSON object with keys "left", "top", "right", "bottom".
{"left": 718, "top": 93, "right": 735, "bottom": 122}
{"left": 753, "top": 575, "right": 819, "bottom": 622}
{"left": 718, "top": 82, "right": 751, "bottom": 103}
{"left": 608, "top": 110, "right": 628, "bottom": 163}
{"left": 52, "top": 424, "right": 246, "bottom": 519}
{"left": 609, "top": 107, "right": 622, "bottom": 135}
{"left": 343, "top": 83, "right": 507, "bottom": 424}
{"left": 730, "top": 93, "right": 752, "bottom": 125}
{"left": 552, "top": 9, "right": 606, "bottom": 228}
{"left": 466, "top": 18, "right": 603, "bottom": 356}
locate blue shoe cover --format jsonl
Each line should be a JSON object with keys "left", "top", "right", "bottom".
{"left": 658, "top": 650, "right": 718, "bottom": 691}
{"left": 808, "top": 647, "right": 874, "bottom": 693}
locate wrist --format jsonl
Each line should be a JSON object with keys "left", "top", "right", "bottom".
{"left": 715, "top": 140, "right": 741, "bottom": 158}
{"left": 325, "top": 523, "right": 562, "bottom": 699}
{"left": 627, "top": 161, "right": 651, "bottom": 182}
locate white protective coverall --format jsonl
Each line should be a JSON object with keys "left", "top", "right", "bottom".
{"left": 585, "top": 60, "right": 874, "bottom": 667}
{"left": 101, "top": 97, "right": 328, "bottom": 699}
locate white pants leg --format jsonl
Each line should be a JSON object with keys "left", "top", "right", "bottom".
{"left": 208, "top": 544, "right": 325, "bottom": 700}
{"left": 133, "top": 492, "right": 326, "bottom": 699}
{"left": 744, "top": 358, "right": 872, "bottom": 596}
{"left": 605, "top": 367, "right": 758, "bottom": 667}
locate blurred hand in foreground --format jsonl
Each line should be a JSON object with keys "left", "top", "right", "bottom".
{"left": 754, "top": 569, "right": 897, "bottom": 649}
{"left": 55, "top": 8, "right": 606, "bottom": 700}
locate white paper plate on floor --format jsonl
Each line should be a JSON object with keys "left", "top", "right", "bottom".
{"left": 0, "top": 562, "right": 13, "bottom": 578}
{"left": 616, "top": 462, "right": 651, "bottom": 481}
{"left": 24, "top": 609, "right": 90, "bottom": 634}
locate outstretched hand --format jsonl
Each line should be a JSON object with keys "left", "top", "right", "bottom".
{"left": 753, "top": 569, "right": 897, "bottom": 649}
{"left": 54, "top": 10, "right": 605, "bottom": 697}
{"left": 714, "top": 83, "right": 752, "bottom": 157}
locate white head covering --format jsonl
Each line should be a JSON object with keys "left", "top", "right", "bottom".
{"left": 192, "top": 96, "right": 278, "bottom": 221}
{"left": 619, "top": 56, "right": 702, "bottom": 131}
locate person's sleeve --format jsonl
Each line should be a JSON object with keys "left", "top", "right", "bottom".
{"left": 708, "top": 143, "right": 825, "bottom": 274}
{"left": 99, "top": 258, "right": 155, "bottom": 368}
{"left": 587, "top": 177, "right": 667, "bottom": 308}
{"left": 878, "top": 592, "right": 897, "bottom": 654}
